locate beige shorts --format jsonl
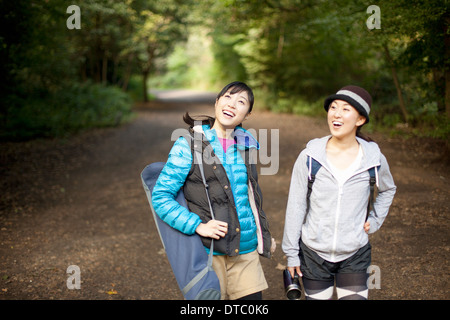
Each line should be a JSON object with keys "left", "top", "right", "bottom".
{"left": 212, "top": 250, "right": 268, "bottom": 300}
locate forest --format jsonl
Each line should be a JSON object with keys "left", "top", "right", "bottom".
{"left": 1, "top": 0, "right": 448, "bottom": 140}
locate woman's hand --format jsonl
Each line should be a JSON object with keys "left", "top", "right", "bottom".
{"left": 364, "top": 221, "right": 370, "bottom": 234}
{"left": 287, "top": 266, "right": 302, "bottom": 278}
{"left": 195, "top": 220, "right": 228, "bottom": 239}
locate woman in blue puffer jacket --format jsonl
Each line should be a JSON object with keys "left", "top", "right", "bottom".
{"left": 152, "top": 81, "right": 274, "bottom": 300}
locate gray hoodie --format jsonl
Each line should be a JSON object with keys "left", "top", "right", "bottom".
{"left": 282, "top": 136, "right": 396, "bottom": 266}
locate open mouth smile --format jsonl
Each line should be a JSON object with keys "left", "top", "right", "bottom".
{"left": 223, "top": 110, "right": 235, "bottom": 118}
{"left": 332, "top": 121, "right": 343, "bottom": 128}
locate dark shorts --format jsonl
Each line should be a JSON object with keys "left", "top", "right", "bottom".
{"left": 299, "top": 240, "right": 371, "bottom": 282}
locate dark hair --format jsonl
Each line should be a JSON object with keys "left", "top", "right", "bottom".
{"left": 217, "top": 81, "right": 254, "bottom": 113}
{"left": 355, "top": 114, "right": 374, "bottom": 142}
{"left": 183, "top": 81, "right": 254, "bottom": 127}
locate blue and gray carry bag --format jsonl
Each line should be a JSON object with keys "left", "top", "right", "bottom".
{"left": 141, "top": 162, "right": 221, "bottom": 300}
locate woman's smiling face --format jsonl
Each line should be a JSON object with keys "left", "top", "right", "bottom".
{"left": 327, "top": 99, "right": 366, "bottom": 139}
{"left": 213, "top": 89, "right": 251, "bottom": 134}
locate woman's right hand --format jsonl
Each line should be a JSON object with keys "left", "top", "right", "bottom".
{"left": 287, "top": 266, "right": 302, "bottom": 278}
{"left": 195, "top": 220, "right": 228, "bottom": 239}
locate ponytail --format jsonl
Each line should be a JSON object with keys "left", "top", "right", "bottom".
{"left": 183, "top": 112, "right": 215, "bottom": 128}
{"left": 356, "top": 126, "right": 374, "bottom": 142}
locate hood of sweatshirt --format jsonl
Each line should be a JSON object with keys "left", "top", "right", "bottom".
{"left": 304, "top": 135, "right": 381, "bottom": 185}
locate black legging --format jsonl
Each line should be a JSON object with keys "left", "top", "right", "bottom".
{"left": 303, "top": 272, "right": 368, "bottom": 300}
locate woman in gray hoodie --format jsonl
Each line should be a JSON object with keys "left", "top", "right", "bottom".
{"left": 282, "top": 85, "right": 396, "bottom": 300}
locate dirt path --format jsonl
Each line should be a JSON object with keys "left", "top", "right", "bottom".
{"left": 1, "top": 91, "right": 449, "bottom": 300}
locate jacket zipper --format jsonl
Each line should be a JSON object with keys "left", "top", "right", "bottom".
{"left": 329, "top": 163, "right": 379, "bottom": 260}
{"left": 331, "top": 184, "right": 344, "bottom": 261}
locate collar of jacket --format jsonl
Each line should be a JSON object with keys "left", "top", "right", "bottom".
{"left": 193, "top": 124, "right": 260, "bottom": 150}
{"left": 305, "top": 135, "right": 382, "bottom": 172}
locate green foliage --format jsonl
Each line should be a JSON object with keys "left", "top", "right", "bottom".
{"left": 0, "top": 0, "right": 190, "bottom": 139}
{"left": 185, "top": 0, "right": 448, "bottom": 139}
{"left": 1, "top": 82, "right": 133, "bottom": 141}
{"left": 1, "top": 0, "right": 448, "bottom": 141}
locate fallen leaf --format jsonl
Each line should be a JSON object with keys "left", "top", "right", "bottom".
{"left": 275, "top": 263, "right": 286, "bottom": 271}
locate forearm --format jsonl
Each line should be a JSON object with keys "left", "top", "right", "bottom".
{"left": 368, "top": 154, "right": 397, "bottom": 233}
{"left": 282, "top": 153, "right": 308, "bottom": 266}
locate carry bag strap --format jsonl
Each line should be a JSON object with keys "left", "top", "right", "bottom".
{"left": 192, "top": 143, "right": 215, "bottom": 266}
{"left": 180, "top": 143, "right": 216, "bottom": 296}
{"left": 193, "top": 144, "right": 216, "bottom": 221}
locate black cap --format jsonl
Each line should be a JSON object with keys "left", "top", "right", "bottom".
{"left": 324, "top": 85, "right": 372, "bottom": 123}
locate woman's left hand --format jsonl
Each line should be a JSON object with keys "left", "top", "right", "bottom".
{"left": 364, "top": 221, "right": 370, "bottom": 234}
{"left": 195, "top": 220, "right": 228, "bottom": 239}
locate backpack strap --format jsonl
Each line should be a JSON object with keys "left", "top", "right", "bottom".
{"left": 306, "top": 156, "right": 380, "bottom": 223}
{"left": 306, "top": 156, "right": 321, "bottom": 214}
{"left": 366, "top": 165, "right": 380, "bottom": 222}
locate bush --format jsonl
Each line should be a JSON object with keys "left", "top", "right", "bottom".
{"left": 255, "top": 90, "right": 324, "bottom": 117}
{"left": 1, "top": 82, "right": 134, "bottom": 141}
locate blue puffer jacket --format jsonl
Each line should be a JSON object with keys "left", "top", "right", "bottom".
{"left": 152, "top": 124, "right": 259, "bottom": 255}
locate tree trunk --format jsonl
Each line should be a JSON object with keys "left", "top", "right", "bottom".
{"left": 142, "top": 69, "right": 149, "bottom": 102}
{"left": 432, "top": 68, "right": 445, "bottom": 114}
{"left": 446, "top": 70, "right": 450, "bottom": 119}
{"left": 121, "top": 54, "right": 133, "bottom": 91}
{"left": 444, "top": 14, "right": 450, "bottom": 119}
{"left": 94, "top": 13, "right": 102, "bottom": 83}
{"left": 102, "top": 51, "right": 108, "bottom": 84}
{"left": 112, "top": 54, "right": 119, "bottom": 85}
{"left": 80, "top": 61, "right": 87, "bottom": 82}
{"left": 277, "top": 20, "right": 285, "bottom": 59}
{"left": 141, "top": 46, "right": 155, "bottom": 102}
{"left": 383, "top": 42, "right": 409, "bottom": 123}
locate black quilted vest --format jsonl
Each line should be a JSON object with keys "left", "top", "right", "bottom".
{"left": 182, "top": 131, "right": 272, "bottom": 258}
